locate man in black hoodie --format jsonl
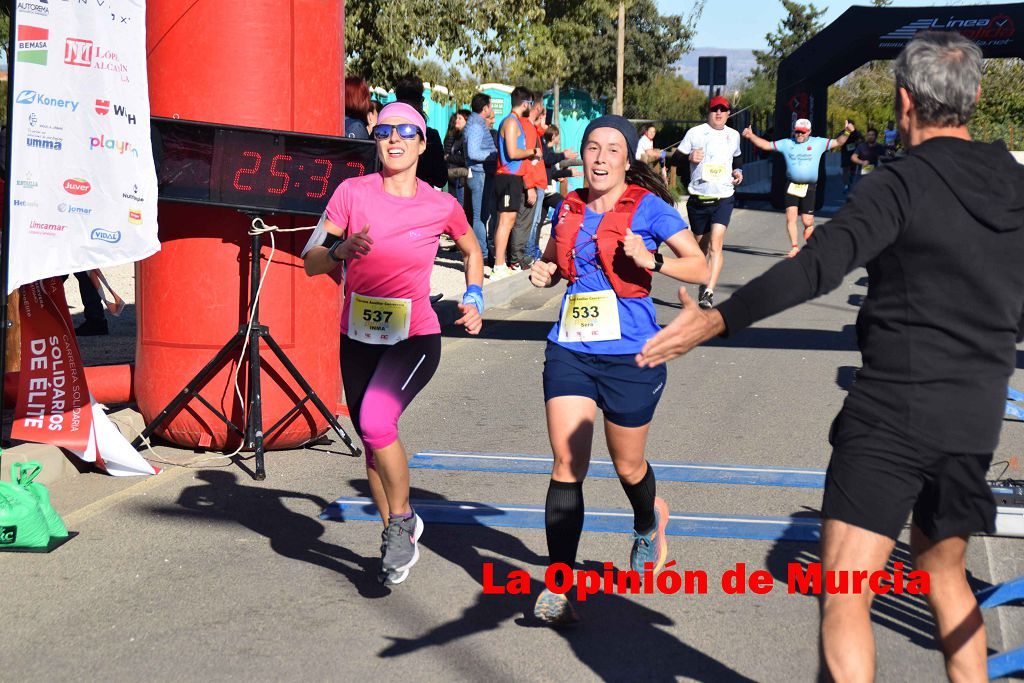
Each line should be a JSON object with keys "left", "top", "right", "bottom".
{"left": 636, "top": 32, "right": 1024, "bottom": 681}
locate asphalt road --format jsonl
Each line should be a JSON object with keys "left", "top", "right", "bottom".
{"left": 2, "top": 207, "right": 1022, "bottom": 682}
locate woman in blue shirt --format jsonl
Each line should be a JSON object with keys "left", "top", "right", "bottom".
{"left": 529, "top": 115, "right": 709, "bottom": 625}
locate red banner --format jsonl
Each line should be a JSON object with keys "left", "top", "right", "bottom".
{"left": 13, "top": 278, "right": 92, "bottom": 451}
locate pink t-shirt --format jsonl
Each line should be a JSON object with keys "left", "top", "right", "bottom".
{"left": 326, "top": 173, "right": 470, "bottom": 337}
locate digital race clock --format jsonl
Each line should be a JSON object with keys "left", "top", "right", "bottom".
{"left": 151, "top": 117, "right": 378, "bottom": 216}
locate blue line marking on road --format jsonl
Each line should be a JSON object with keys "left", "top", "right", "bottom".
{"left": 321, "top": 497, "right": 822, "bottom": 543}
{"left": 409, "top": 451, "right": 827, "bottom": 489}
{"left": 1008, "top": 386, "right": 1024, "bottom": 402}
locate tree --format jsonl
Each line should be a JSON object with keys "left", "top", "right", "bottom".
{"left": 625, "top": 72, "right": 705, "bottom": 122}
{"left": 345, "top": 0, "right": 540, "bottom": 94}
{"left": 739, "top": 0, "right": 827, "bottom": 118}
{"left": 751, "top": 0, "right": 827, "bottom": 79}
{"left": 829, "top": 62, "right": 895, "bottom": 131}
{"left": 523, "top": 0, "right": 703, "bottom": 107}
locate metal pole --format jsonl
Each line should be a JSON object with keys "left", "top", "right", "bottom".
{"left": 614, "top": 1, "right": 625, "bottom": 116}
{"left": 2, "top": 5, "right": 21, "bottom": 449}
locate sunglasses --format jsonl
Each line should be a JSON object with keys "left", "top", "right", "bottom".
{"left": 710, "top": 106, "right": 729, "bottom": 113}
{"left": 372, "top": 123, "right": 422, "bottom": 140}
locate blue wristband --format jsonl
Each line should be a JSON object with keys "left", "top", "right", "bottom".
{"left": 462, "top": 284, "right": 485, "bottom": 314}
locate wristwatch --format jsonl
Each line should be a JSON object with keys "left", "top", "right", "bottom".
{"left": 328, "top": 240, "right": 344, "bottom": 263}
{"left": 652, "top": 252, "right": 664, "bottom": 272}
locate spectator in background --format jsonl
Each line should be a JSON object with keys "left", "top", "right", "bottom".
{"left": 849, "top": 127, "right": 887, "bottom": 192}
{"left": 464, "top": 93, "right": 498, "bottom": 270}
{"left": 541, "top": 125, "right": 582, "bottom": 216}
{"left": 491, "top": 86, "right": 540, "bottom": 280}
{"left": 344, "top": 76, "right": 372, "bottom": 140}
{"left": 635, "top": 124, "right": 664, "bottom": 164}
{"left": 840, "top": 123, "right": 864, "bottom": 192}
{"left": 444, "top": 109, "right": 471, "bottom": 207}
{"left": 883, "top": 119, "right": 899, "bottom": 152}
{"left": 394, "top": 74, "right": 448, "bottom": 188}
{"left": 485, "top": 108, "right": 501, "bottom": 260}
{"left": 509, "top": 97, "right": 549, "bottom": 269}
{"left": 367, "top": 99, "right": 383, "bottom": 130}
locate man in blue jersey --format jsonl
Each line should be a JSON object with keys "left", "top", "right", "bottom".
{"left": 744, "top": 118, "right": 855, "bottom": 257}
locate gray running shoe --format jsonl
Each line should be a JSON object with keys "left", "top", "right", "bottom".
{"left": 698, "top": 289, "right": 714, "bottom": 310}
{"left": 534, "top": 589, "right": 579, "bottom": 627}
{"left": 379, "top": 513, "right": 424, "bottom": 585}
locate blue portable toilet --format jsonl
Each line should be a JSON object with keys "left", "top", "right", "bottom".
{"left": 481, "top": 83, "right": 514, "bottom": 129}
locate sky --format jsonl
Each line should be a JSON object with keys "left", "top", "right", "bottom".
{"left": 656, "top": 0, "right": 1000, "bottom": 50}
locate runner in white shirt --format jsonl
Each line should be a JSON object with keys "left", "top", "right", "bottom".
{"left": 678, "top": 96, "right": 743, "bottom": 309}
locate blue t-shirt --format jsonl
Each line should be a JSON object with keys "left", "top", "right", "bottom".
{"left": 773, "top": 136, "right": 830, "bottom": 183}
{"left": 547, "top": 193, "right": 688, "bottom": 355}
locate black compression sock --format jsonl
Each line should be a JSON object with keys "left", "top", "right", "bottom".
{"left": 545, "top": 480, "right": 585, "bottom": 569}
{"left": 621, "top": 463, "right": 657, "bottom": 533}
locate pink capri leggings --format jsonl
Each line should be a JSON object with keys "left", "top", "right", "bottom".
{"left": 340, "top": 334, "right": 441, "bottom": 468}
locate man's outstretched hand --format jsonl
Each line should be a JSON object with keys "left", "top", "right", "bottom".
{"left": 636, "top": 287, "right": 727, "bottom": 367}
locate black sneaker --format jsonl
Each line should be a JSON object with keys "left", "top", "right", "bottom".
{"left": 75, "top": 319, "right": 109, "bottom": 336}
{"left": 698, "top": 289, "right": 714, "bottom": 310}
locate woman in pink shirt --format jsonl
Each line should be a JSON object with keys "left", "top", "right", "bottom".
{"left": 303, "top": 102, "right": 484, "bottom": 586}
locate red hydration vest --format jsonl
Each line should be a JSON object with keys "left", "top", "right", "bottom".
{"left": 554, "top": 185, "right": 655, "bottom": 299}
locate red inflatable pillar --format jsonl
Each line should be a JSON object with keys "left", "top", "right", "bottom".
{"left": 139, "top": 1, "right": 346, "bottom": 449}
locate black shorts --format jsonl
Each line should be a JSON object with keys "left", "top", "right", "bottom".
{"left": 821, "top": 409, "right": 996, "bottom": 541}
{"left": 784, "top": 181, "right": 817, "bottom": 215}
{"left": 686, "top": 195, "right": 735, "bottom": 236}
{"left": 542, "top": 341, "right": 666, "bottom": 428}
{"left": 494, "top": 173, "right": 525, "bottom": 212}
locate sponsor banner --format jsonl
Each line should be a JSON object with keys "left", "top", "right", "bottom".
{"left": 12, "top": 277, "right": 159, "bottom": 477}
{"left": 878, "top": 13, "right": 1017, "bottom": 48}
{"left": 12, "top": 278, "right": 92, "bottom": 452}
{"left": 8, "top": 0, "right": 160, "bottom": 293}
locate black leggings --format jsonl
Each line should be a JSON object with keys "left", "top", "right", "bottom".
{"left": 341, "top": 334, "right": 441, "bottom": 468}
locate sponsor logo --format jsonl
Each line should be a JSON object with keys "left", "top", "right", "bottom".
{"left": 64, "top": 37, "right": 92, "bottom": 66}
{"left": 17, "top": 173, "right": 39, "bottom": 190}
{"left": 89, "top": 134, "right": 138, "bottom": 156}
{"left": 58, "top": 203, "right": 92, "bottom": 215}
{"left": 17, "top": 1, "right": 49, "bottom": 17}
{"left": 27, "top": 113, "right": 63, "bottom": 132}
{"left": 880, "top": 14, "right": 1016, "bottom": 47}
{"left": 64, "top": 178, "right": 91, "bottom": 195}
{"left": 14, "top": 199, "right": 40, "bottom": 208}
{"left": 128, "top": 209, "right": 142, "bottom": 224}
{"left": 90, "top": 228, "right": 121, "bottom": 243}
{"left": 27, "top": 135, "right": 63, "bottom": 151}
{"left": 122, "top": 184, "right": 144, "bottom": 202}
{"left": 94, "top": 98, "right": 137, "bottom": 124}
{"left": 65, "top": 37, "right": 130, "bottom": 81}
{"left": 16, "top": 25, "right": 48, "bottom": 65}
{"left": 16, "top": 90, "right": 80, "bottom": 112}
{"left": 0, "top": 526, "right": 16, "bottom": 545}
{"left": 29, "top": 220, "right": 68, "bottom": 235}
{"left": 60, "top": 0, "right": 130, "bottom": 23}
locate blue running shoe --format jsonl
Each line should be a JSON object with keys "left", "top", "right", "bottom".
{"left": 534, "top": 589, "right": 579, "bottom": 627}
{"left": 630, "top": 497, "right": 669, "bottom": 574}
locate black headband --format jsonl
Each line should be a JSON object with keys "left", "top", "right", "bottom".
{"left": 582, "top": 115, "right": 639, "bottom": 163}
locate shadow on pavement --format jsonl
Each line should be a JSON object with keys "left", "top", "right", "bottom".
{"left": 353, "top": 479, "right": 755, "bottom": 681}
{"left": 146, "top": 470, "right": 388, "bottom": 599}
{"left": 765, "top": 510, "right": 993, "bottom": 652}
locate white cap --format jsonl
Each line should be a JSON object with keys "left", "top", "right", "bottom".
{"left": 793, "top": 118, "right": 812, "bottom": 133}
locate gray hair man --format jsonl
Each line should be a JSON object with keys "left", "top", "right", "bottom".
{"left": 636, "top": 31, "right": 1024, "bottom": 681}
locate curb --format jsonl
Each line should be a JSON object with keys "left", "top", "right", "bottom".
{"left": 434, "top": 270, "right": 535, "bottom": 328}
